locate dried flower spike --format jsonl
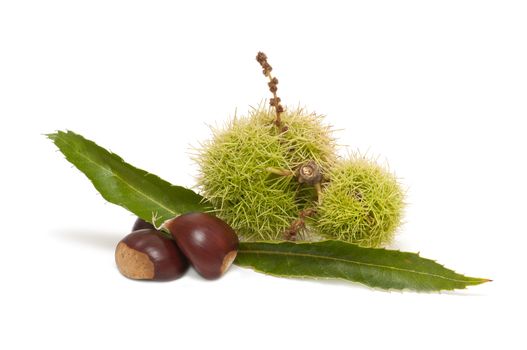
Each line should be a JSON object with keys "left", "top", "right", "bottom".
{"left": 256, "top": 51, "right": 285, "bottom": 128}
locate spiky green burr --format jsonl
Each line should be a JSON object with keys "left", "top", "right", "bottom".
{"left": 195, "top": 105, "right": 336, "bottom": 241}
{"left": 316, "top": 156, "right": 405, "bottom": 247}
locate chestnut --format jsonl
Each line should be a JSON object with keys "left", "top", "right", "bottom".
{"left": 115, "top": 229, "right": 189, "bottom": 281}
{"left": 164, "top": 212, "right": 239, "bottom": 280}
{"left": 132, "top": 217, "right": 155, "bottom": 231}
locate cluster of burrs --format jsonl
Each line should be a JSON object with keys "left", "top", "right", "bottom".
{"left": 196, "top": 52, "right": 404, "bottom": 246}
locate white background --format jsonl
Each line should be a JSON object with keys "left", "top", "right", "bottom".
{"left": 1, "top": 1, "right": 526, "bottom": 349}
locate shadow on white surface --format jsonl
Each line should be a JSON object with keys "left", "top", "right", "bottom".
{"left": 439, "top": 290, "right": 488, "bottom": 297}
{"left": 50, "top": 228, "right": 208, "bottom": 281}
{"left": 50, "top": 228, "right": 124, "bottom": 251}
{"left": 261, "top": 272, "right": 486, "bottom": 296}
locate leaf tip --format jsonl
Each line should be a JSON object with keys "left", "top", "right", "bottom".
{"left": 469, "top": 277, "right": 492, "bottom": 286}
{"left": 44, "top": 132, "right": 58, "bottom": 141}
{"left": 45, "top": 129, "right": 72, "bottom": 140}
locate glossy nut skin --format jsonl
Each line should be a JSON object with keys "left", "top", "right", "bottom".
{"left": 164, "top": 212, "right": 239, "bottom": 280}
{"left": 115, "top": 229, "right": 189, "bottom": 281}
{"left": 132, "top": 217, "right": 156, "bottom": 231}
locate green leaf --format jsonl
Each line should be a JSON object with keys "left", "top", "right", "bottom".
{"left": 48, "top": 130, "right": 211, "bottom": 227}
{"left": 236, "top": 240, "right": 490, "bottom": 291}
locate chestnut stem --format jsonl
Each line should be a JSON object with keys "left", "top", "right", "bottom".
{"left": 266, "top": 167, "right": 294, "bottom": 177}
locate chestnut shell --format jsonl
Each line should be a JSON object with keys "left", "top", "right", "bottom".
{"left": 132, "top": 217, "right": 156, "bottom": 231}
{"left": 115, "top": 229, "right": 189, "bottom": 281}
{"left": 165, "top": 212, "right": 239, "bottom": 279}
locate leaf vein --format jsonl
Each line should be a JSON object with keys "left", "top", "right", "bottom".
{"left": 238, "top": 249, "right": 477, "bottom": 283}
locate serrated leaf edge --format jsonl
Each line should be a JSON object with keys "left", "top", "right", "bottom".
{"left": 237, "top": 248, "right": 488, "bottom": 285}
{"left": 48, "top": 131, "right": 180, "bottom": 217}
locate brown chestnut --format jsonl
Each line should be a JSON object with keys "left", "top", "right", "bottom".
{"left": 164, "top": 212, "right": 239, "bottom": 280}
{"left": 115, "top": 229, "right": 189, "bottom": 281}
{"left": 132, "top": 217, "right": 155, "bottom": 231}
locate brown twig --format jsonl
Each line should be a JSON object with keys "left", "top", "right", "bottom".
{"left": 256, "top": 52, "right": 285, "bottom": 130}
{"left": 283, "top": 208, "right": 318, "bottom": 240}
